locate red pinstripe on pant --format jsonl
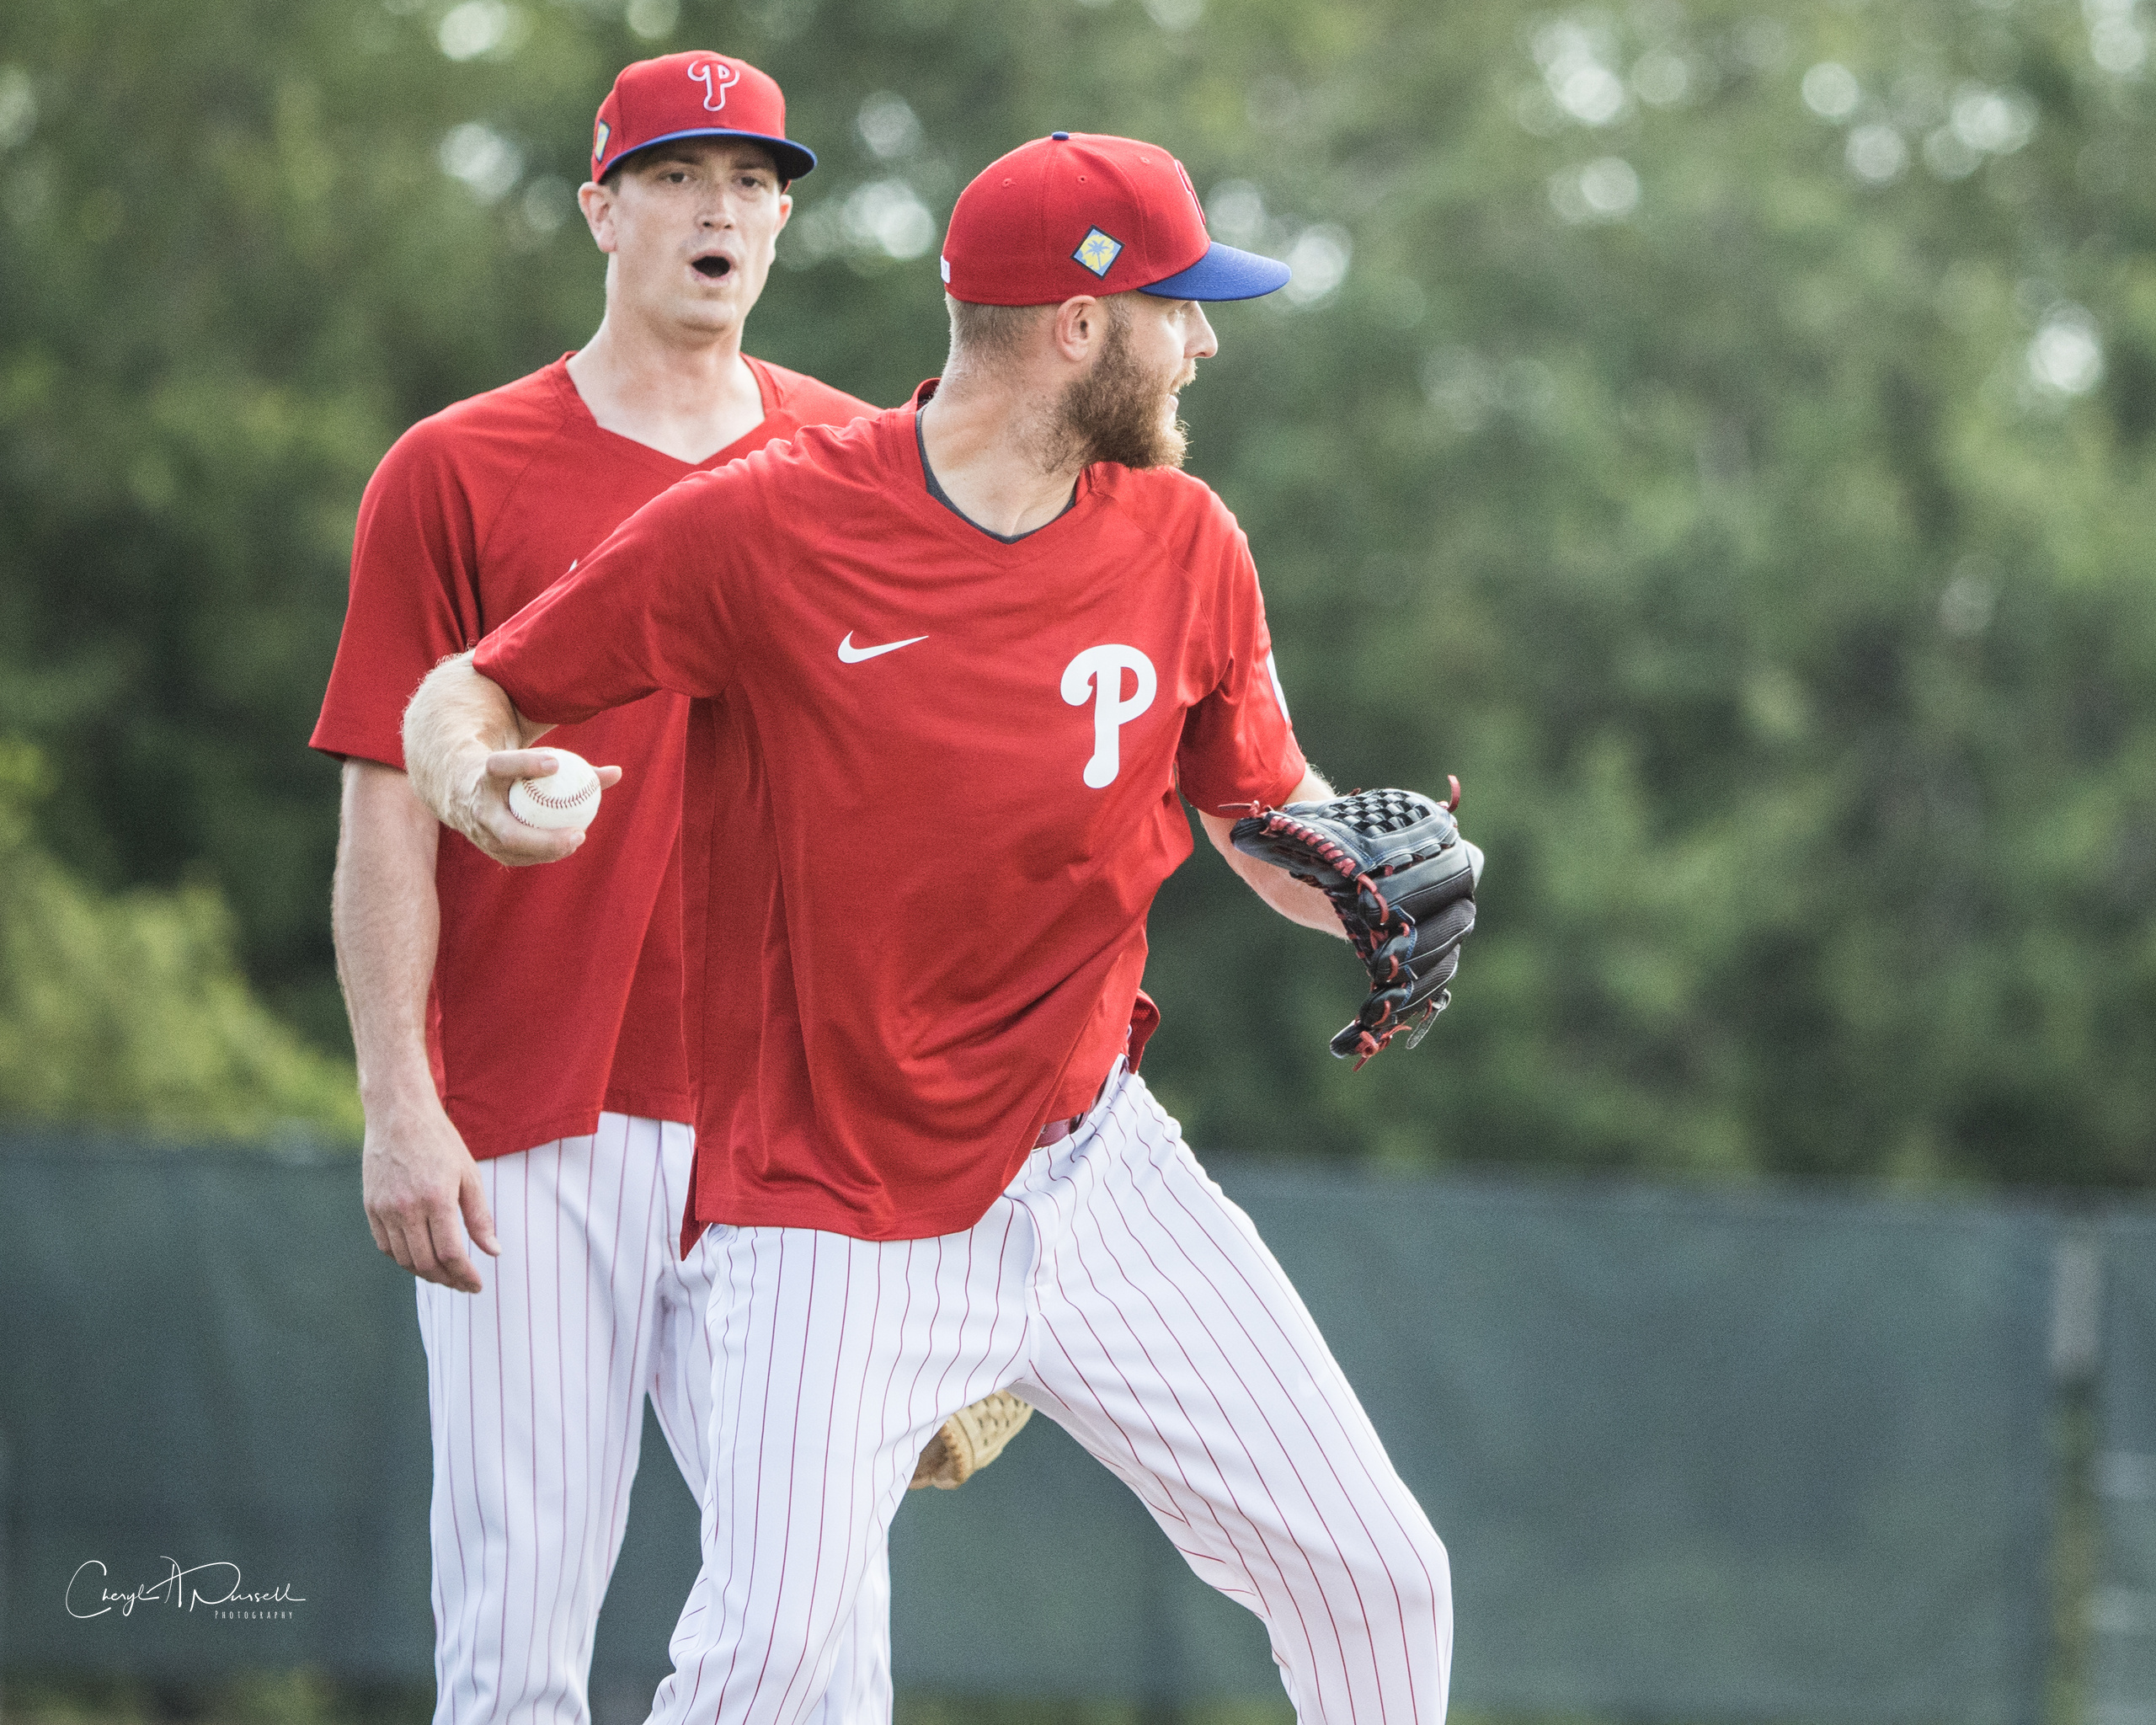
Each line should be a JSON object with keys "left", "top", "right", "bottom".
{"left": 415, "top": 1113, "right": 894, "bottom": 1725}
{"left": 648, "top": 1070, "right": 1452, "bottom": 1725}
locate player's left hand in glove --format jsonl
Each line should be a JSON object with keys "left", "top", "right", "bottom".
{"left": 910, "top": 1390, "right": 1035, "bottom": 1490}
{"left": 1231, "top": 782, "right": 1482, "bottom": 1065}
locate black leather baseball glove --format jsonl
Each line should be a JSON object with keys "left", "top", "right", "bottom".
{"left": 1230, "top": 782, "right": 1481, "bottom": 1065}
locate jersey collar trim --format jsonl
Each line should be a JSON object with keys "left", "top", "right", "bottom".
{"left": 548, "top": 351, "right": 779, "bottom": 473}
{"left": 904, "top": 382, "right": 1094, "bottom": 550}
{"left": 913, "top": 410, "right": 1075, "bottom": 545}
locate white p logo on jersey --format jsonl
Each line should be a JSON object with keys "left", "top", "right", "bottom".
{"left": 1061, "top": 645, "right": 1157, "bottom": 789}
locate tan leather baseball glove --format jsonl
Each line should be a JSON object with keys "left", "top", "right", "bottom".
{"left": 910, "top": 1389, "right": 1034, "bottom": 1489}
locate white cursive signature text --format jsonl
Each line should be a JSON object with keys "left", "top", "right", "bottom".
{"left": 67, "top": 1558, "right": 306, "bottom": 1619}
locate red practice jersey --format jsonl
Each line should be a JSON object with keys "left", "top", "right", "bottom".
{"left": 312, "top": 355, "right": 876, "bottom": 1162}
{"left": 474, "top": 393, "right": 1307, "bottom": 1239}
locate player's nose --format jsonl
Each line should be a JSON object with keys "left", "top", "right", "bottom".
{"left": 1187, "top": 305, "right": 1219, "bottom": 360}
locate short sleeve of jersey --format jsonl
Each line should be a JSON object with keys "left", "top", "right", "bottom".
{"left": 1175, "top": 515, "right": 1306, "bottom": 815}
{"left": 474, "top": 461, "right": 755, "bottom": 724}
{"left": 311, "top": 425, "right": 484, "bottom": 767}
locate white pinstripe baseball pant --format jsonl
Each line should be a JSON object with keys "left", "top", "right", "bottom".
{"left": 416, "top": 1113, "right": 892, "bottom": 1725}
{"left": 646, "top": 1068, "right": 1452, "bottom": 1725}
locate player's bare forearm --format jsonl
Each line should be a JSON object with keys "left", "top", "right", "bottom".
{"left": 402, "top": 651, "right": 539, "bottom": 842}
{"left": 335, "top": 762, "right": 442, "bottom": 1104}
{"left": 402, "top": 653, "right": 616, "bottom": 868}
{"left": 334, "top": 761, "right": 500, "bottom": 1291}
{"left": 1199, "top": 766, "right": 1348, "bottom": 937}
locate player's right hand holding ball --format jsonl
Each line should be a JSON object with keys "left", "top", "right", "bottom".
{"left": 403, "top": 653, "right": 621, "bottom": 866}
{"left": 461, "top": 747, "right": 622, "bottom": 867}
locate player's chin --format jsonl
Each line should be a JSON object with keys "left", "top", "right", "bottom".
{"left": 669, "top": 292, "right": 744, "bottom": 332}
{"left": 1149, "top": 406, "right": 1191, "bottom": 469}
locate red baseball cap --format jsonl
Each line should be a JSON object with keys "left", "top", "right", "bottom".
{"left": 590, "top": 51, "right": 815, "bottom": 184}
{"left": 940, "top": 131, "right": 1289, "bottom": 306}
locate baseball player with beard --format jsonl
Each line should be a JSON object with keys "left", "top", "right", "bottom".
{"left": 402, "top": 132, "right": 1460, "bottom": 1722}
{"left": 314, "top": 51, "right": 928, "bottom": 1725}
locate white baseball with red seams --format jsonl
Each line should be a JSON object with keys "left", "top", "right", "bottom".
{"left": 509, "top": 748, "right": 603, "bottom": 830}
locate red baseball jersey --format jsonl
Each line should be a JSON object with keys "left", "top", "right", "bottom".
{"left": 311, "top": 355, "right": 876, "bottom": 1162}
{"left": 473, "top": 393, "right": 1306, "bottom": 1239}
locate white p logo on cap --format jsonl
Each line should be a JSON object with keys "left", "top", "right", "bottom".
{"left": 688, "top": 58, "right": 739, "bottom": 111}
{"left": 1061, "top": 644, "right": 1157, "bottom": 789}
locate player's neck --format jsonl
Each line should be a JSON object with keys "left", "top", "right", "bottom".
{"left": 568, "top": 318, "right": 765, "bottom": 466}
{"left": 917, "top": 377, "right": 1088, "bottom": 539}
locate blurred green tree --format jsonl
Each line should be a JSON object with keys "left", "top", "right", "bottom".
{"left": 0, "top": 741, "right": 360, "bottom": 1137}
{"left": 0, "top": 0, "right": 2150, "bottom": 1183}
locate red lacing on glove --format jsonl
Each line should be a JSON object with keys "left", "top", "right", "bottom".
{"left": 1246, "top": 809, "right": 1431, "bottom": 1068}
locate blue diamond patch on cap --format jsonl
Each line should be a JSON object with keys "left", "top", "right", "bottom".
{"left": 1073, "top": 227, "right": 1123, "bottom": 278}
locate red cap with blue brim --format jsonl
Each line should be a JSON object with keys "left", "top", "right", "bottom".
{"left": 940, "top": 131, "right": 1289, "bottom": 306}
{"left": 592, "top": 51, "right": 815, "bottom": 184}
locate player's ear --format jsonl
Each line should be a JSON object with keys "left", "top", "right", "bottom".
{"left": 773, "top": 190, "right": 793, "bottom": 235}
{"left": 1050, "top": 296, "right": 1105, "bottom": 366}
{"left": 578, "top": 179, "right": 619, "bottom": 254}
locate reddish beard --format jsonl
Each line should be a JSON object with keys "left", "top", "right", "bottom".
{"left": 1053, "top": 304, "right": 1193, "bottom": 471}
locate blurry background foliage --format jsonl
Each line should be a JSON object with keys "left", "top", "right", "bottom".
{"left": 0, "top": 740, "right": 361, "bottom": 1138}
{"left": 0, "top": 0, "right": 2151, "bottom": 1179}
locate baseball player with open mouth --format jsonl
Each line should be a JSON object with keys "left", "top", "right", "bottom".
{"left": 402, "top": 130, "right": 1474, "bottom": 1723}
{"left": 313, "top": 50, "right": 1008, "bottom": 1725}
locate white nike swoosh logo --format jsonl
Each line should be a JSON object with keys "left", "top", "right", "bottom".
{"left": 837, "top": 632, "right": 928, "bottom": 664}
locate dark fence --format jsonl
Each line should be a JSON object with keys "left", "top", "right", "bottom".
{"left": 2, "top": 1135, "right": 2142, "bottom": 1722}
{"left": 2095, "top": 1215, "right": 2156, "bottom": 1725}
